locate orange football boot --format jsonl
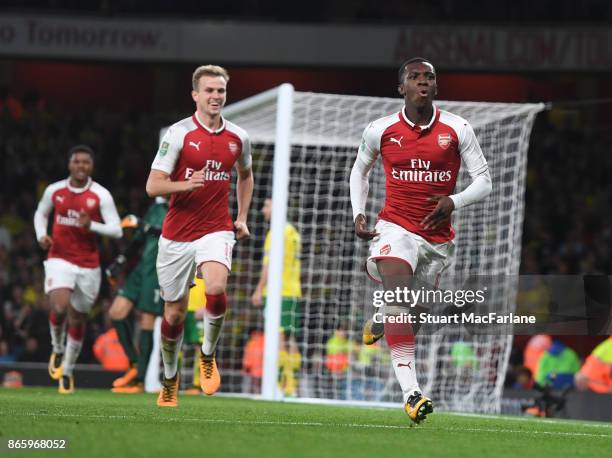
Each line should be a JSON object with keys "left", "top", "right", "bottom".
{"left": 157, "top": 373, "right": 179, "bottom": 407}
{"left": 199, "top": 351, "right": 221, "bottom": 395}
{"left": 112, "top": 381, "right": 145, "bottom": 394}
{"left": 112, "top": 366, "right": 138, "bottom": 388}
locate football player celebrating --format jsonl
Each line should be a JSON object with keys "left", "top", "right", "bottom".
{"left": 34, "top": 145, "right": 122, "bottom": 393}
{"left": 350, "top": 58, "right": 491, "bottom": 423}
{"left": 146, "top": 65, "right": 253, "bottom": 407}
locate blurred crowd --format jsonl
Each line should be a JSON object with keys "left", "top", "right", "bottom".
{"left": 0, "top": 90, "right": 176, "bottom": 364}
{"left": 506, "top": 335, "right": 612, "bottom": 398}
{"left": 521, "top": 110, "right": 612, "bottom": 275}
{"left": 0, "top": 89, "right": 610, "bottom": 396}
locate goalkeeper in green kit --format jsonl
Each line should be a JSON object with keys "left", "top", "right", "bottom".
{"left": 106, "top": 197, "right": 168, "bottom": 393}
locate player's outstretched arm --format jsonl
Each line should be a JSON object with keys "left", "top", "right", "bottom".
{"left": 145, "top": 169, "right": 203, "bottom": 197}
{"left": 234, "top": 167, "right": 253, "bottom": 240}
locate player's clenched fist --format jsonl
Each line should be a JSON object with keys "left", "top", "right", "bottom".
{"left": 78, "top": 210, "right": 92, "bottom": 229}
{"left": 186, "top": 168, "right": 206, "bottom": 191}
{"left": 354, "top": 214, "right": 379, "bottom": 240}
{"left": 38, "top": 235, "right": 53, "bottom": 250}
{"left": 234, "top": 220, "right": 250, "bottom": 240}
{"left": 420, "top": 195, "right": 455, "bottom": 230}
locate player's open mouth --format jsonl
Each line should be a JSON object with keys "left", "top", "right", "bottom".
{"left": 418, "top": 89, "right": 430, "bottom": 97}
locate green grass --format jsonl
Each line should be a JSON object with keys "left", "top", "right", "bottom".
{"left": 0, "top": 388, "right": 610, "bottom": 458}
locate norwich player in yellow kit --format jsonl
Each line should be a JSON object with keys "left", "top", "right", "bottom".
{"left": 251, "top": 198, "right": 302, "bottom": 396}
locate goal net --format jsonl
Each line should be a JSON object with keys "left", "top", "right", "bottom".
{"left": 171, "top": 89, "right": 544, "bottom": 413}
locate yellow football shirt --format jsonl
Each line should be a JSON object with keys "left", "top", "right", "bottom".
{"left": 188, "top": 276, "right": 206, "bottom": 311}
{"left": 263, "top": 223, "right": 302, "bottom": 298}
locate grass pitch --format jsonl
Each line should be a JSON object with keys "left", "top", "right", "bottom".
{"left": 0, "top": 388, "right": 610, "bottom": 458}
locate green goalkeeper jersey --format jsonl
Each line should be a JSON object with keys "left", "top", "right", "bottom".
{"left": 134, "top": 198, "right": 168, "bottom": 272}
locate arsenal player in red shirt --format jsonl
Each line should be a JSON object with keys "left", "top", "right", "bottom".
{"left": 146, "top": 65, "right": 253, "bottom": 407}
{"left": 350, "top": 58, "right": 492, "bottom": 423}
{"left": 34, "top": 145, "right": 122, "bottom": 393}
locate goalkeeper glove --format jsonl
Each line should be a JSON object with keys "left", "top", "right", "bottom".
{"left": 105, "top": 254, "right": 127, "bottom": 286}
{"left": 121, "top": 214, "right": 140, "bottom": 229}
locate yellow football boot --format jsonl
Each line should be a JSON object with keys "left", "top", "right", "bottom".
{"left": 58, "top": 374, "right": 74, "bottom": 394}
{"left": 404, "top": 392, "right": 434, "bottom": 424}
{"left": 48, "top": 352, "right": 63, "bottom": 380}
{"left": 362, "top": 319, "right": 384, "bottom": 345}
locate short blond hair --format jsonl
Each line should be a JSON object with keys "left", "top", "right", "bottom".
{"left": 192, "top": 65, "right": 230, "bottom": 90}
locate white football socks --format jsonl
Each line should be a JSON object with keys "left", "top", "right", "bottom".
{"left": 202, "top": 311, "right": 225, "bottom": 356}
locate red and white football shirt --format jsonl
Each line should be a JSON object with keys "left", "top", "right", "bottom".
{"left": 151, "top": 113, "right": 251, "bottom": 242}
{"left": 357, "top": 107, "right": 489, "bottom": 243}
{"left": 34, "top": 178, "right": 122, "bottom": 268}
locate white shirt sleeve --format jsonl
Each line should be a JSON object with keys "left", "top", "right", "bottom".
{"left": 33, "top": 185, "right": 54, "bottom": 241}
{"left": 89, "top": 188, "right": 123, "bottom": 239}
{"left": 151, "top": 126, "right": 183, "bottom": 175}
{"left": 350, "top": 122, "right": 380, "bottom": 221}
{"left": 236, "top": 133, "right": 252, "bottom": 171}
{"left": 450, "top": 122, "right": 492, "bottom": 209}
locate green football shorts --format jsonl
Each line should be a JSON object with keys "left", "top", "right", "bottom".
{"left": 264, "top": 297, "right": 301, "bottom": 337}
{"left": 118, "top": 262, "right": 163, "bottom": 316}
{"left": 184, "top": 311, "right": 202, "bottom": 345}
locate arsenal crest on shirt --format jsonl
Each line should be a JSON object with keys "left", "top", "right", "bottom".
{"left": 86, "top": 198, "right": 96, "bottom": 208}
{"left": 438, "top": 133, "right": 452, "bottom": 150}
{"left": 228, "top": 141, "right": 238, "bottom": 155}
